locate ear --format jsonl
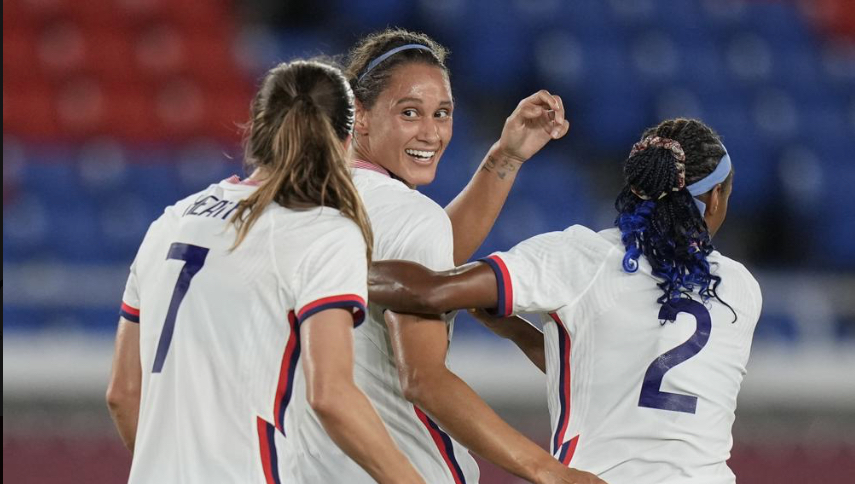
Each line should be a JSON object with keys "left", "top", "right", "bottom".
{"left": 342, "top": 134, "right": 353, "bottom": 152}
{"left": 707, "top": 183, "right": 724, "bottom": 216}
{"left": 354, "top": 99, "right": 369, "bottom": 135}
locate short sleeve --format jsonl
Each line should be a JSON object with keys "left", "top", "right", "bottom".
{"left": 291, "top": 221, "right": 369, "bottom": 327}
{"left": 479, "top": 225, "right": 613, "bottom": 317}
{"left": 119, "top": 259, "right": 141, "bottom": 323}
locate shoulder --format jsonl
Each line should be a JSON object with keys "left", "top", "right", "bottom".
{"left": 554, "top": 225, "right": 619, "bottom": 258}
{"left": 712, "top": 252, "right": 762, "bottom": 302}
{"left": 272, "top": 206, "right": 365, "bottom": 241}
{"left": 356, "top": 173, "right": 450, "bottom": 232}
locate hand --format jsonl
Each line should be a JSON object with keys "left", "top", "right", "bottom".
{"left": 496, "top": 90, "right": 571, "bottom": 163}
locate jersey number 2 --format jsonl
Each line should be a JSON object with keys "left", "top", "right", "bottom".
{"left": 152, "top": 243, "right": 209, "bottom": 373}
{"left": 638, "top": 299, "right": 711, "bottom": 414}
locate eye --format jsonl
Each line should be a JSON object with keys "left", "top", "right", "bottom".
{"left": 435, "top": 109, "right": 451, "bottom": 119}
{"left": 402, "top": 109, "right": 419, "bottom": 118}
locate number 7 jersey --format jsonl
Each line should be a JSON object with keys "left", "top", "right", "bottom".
{"left": 119, "top": 177, "right": 368, "bottom": 484}
{"left": 480, "top": 226, "right": 762, "bottom": 484}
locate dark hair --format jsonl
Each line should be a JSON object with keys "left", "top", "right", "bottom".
{"left": 231, "top": 59, "right": 373, "bottom": 260}
{"left": 615, "top": 118, "right": 734, "bottom": 315}
{"left": 345, "top": 28, "right": 450, "bottom": 110}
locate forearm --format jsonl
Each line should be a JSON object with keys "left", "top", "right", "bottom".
{"left": 315, "top": 384, "right": 424, "bottom": 484}
{"left": 411, "top": 371, "right": 552, "bottom": 482}
{"left": 445, "top": 143, "right": 523, "bottom": 265}
{"left": 107, "top": 397, "right": 139, "bottom": 452}
{"left": 501, "top": 317, "right": 547, "bottom": 373}
{"left": 369, "top": 261, "right": 498, "bottom": 314}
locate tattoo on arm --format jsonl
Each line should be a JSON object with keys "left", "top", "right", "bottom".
{"left": 481, "top": 155, "right": 519, "bottom": 180}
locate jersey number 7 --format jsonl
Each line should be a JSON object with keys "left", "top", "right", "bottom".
{"left": 152, "top": 243, "right": 210, "bottom": 373}
{"left": 638, "top": 299, "right": 711, "bottom": 414}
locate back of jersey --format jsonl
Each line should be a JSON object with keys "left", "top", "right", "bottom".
{"left": 550, "top": 228, "right": 762, "bottom": 484}
{"left": 483, "top": 226, "right": 761, "bottom": 484}
{"left": 121, "top": 178, "right": 367, "bottom": 484}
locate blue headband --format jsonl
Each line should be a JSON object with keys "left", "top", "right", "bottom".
{"left": 357, "top": 44, "right": 434, "bottom": 83}
{"left": 687, "top": 149, "right": 732, "bottom": 216}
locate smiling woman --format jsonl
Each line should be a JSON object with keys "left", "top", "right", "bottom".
{"left": 273, "top": 28, "right": 599, "bottom": 484}
{"left": 348, "top": 33, "right": 453, "bottom": 186}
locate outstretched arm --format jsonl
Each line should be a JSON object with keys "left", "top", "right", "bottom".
{"left": 368, "top": 260, "right": 498, "bottom": 314}
{"left": 446, "top": 91, "right": 570, "bottom": 265}
{"left": 386, "top": 311, "right": 604, "bottom": 484}
{"left": 301, "top": 309, "right": 424, "bottom": 484}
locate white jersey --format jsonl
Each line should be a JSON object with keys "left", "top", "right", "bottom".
{"left": 286, "top": 163, "right": 479, "bottom": 483}
{"left": 481, "top": 226, "right": 761, "bottom": 484}
{"left": 121, "top": 177, "right": 368, "bottom": 484}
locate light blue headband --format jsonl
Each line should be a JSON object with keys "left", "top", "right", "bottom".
{"left": 687, "top": 149, "right": 732, "bottom": 216}
{"left": 357, "top": 44, "right": 434, "bottom": 83}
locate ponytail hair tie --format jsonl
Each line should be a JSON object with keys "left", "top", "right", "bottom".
{"left": 629, "top": 136, "right": 686, "bottom": 194}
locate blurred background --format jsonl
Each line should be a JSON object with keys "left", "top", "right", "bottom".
{"left": 3, "top": 0, "right": 855, "bottom": 482}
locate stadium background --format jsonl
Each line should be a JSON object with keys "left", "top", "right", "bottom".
{"left": 3, "top": 0, "right": 855, "bottom": 482}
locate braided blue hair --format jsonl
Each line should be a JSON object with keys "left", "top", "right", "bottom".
{"left": 615, "top": 119, "right": 734, "bottom": 317}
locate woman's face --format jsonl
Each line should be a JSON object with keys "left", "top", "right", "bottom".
{"left": 355, "top": 63, "right": 453, "bottom": 187}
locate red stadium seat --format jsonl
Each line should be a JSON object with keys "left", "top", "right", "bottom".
{"left": 3, "top": 83, "right": 59, "bottom": 139}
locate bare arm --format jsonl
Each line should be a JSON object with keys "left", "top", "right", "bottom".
{"left": 469, "top": 310, "right": 546, "bottom": 373}
{"left": 301, "top": 308, "right": 424, "bottom": 484}
{"left": 368, "top": 260, "right": 499, "bottom": 314}
{"left": 106, "top": 318, "right": 142, "bottom": 453}
{"left": 446, "top": 90, "right": 570, "bottom": 265}
{"left": 386, "top": 311, "right": 605, "bottom": 484}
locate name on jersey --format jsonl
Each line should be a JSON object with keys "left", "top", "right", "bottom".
{"left": 183, "top": 195, "right": 241, "bottom": 221}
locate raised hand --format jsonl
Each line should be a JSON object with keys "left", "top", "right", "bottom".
{"left": 497, "top": 90, "right": 571, "bottom": 163}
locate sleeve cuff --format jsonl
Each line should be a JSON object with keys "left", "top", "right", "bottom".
{"left": 478, "top": 255, "right": 514, "bottom": 318}
{"left": 297, "top": 294, "right": 367, "bottom": 328}
{"left": 120, "top": 302, "right": 140, "bottom": 323}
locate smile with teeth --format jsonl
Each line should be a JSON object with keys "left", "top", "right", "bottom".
{"left": 405, "top": 149, "right": 436, "bottom": 161}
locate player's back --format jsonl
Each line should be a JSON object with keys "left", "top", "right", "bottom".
{"left": 125, "top": 177, "right": 367, "bottom": 483}
{"left": 544, "top": 227, "right": 762, "bottom": 484}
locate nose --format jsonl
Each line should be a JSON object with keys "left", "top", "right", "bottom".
{"left": 416, "top": 118, "right": 440, "bottom": 145}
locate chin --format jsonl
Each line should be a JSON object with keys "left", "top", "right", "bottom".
{"left": 406, "top": 167, "right": 438, "bottom": 187}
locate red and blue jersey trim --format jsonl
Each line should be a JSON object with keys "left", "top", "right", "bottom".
{"left": 256, "top": 417, "right": 282, "bottom": 484}
{"left": 479, "top": 255, "right": 514, "bottom": 317}
{"left": 119, "top": 302, "right": 140, "bottom": 323}
{"left": 297, "top": 294, "right": 367, "bottom": 328}
{"left": 414, "top": 407, "right": 467, "bottom": 484}
{"left": 273, "top": 311, "right": 301, "bottom": 435}
{"left": 549, "top": 312, "right": 579, "bottom": 466}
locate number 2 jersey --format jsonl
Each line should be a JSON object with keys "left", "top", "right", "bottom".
{"left": 481, "top": 226, "right": 762, "bottom": 484}
{"left": 120, "top": 176, "right": 368, "bottom": 484}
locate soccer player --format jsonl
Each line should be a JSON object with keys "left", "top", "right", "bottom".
{"left": 106, "top": 59, "right": 425, "bottom": 484}
{"left": 286, "top": 28, "right": 603, "bottom": 484}
{"left": 370, "top": 118, "right": 763, "bottom": 484}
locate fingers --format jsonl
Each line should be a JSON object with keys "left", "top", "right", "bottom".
{"left": 517, "top": 90, "right": 569, "bottom": 138}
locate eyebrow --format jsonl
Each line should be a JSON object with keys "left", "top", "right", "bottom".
{"left": 395, "top": 97, "right": 453, "bottom": 107}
